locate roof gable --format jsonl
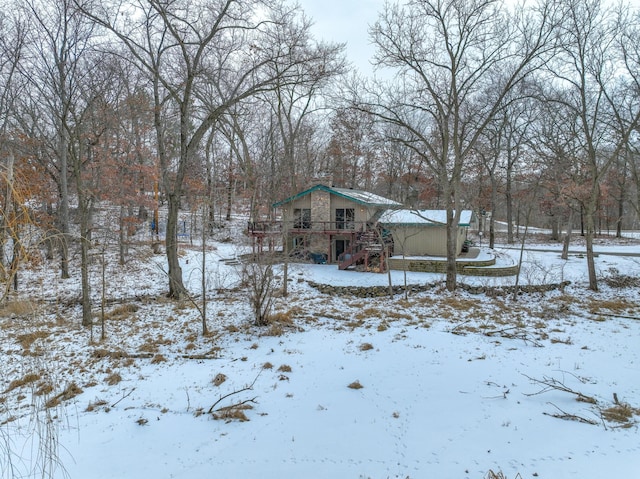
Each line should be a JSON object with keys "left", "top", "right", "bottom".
{"left": 273, "top": 184, "right": 401, "bottom": 208}
{"left": 378, "top": 209, "right": 474, "bottom": 226}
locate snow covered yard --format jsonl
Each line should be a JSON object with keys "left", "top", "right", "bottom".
{"left": 1, "top": 238, "right": 639, "bottom": 479}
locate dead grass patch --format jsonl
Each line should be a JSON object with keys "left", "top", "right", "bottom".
{"left": 150, "top": 354, "right": 167, "bottom": 364}
{"left": 213, "top": 373, "right": 227, "bottom": 386}
{"left": 443, "top": 297, "right": 478, "bottom": 311}
{"left": 263, "top": 323, "right": 286, "bottom": 337}
{"left": 91, "top": 348, "right": 130, "bottom": 360}
{"left": 386, "top": 310, "right": 413, "bottom": 321}
{"left": 277, "top": 364, "right": 292, "bottom": 373}
{"left": 105, "top": 373, "right": 122, "bottom": 386}
{"left": 354, "top": 307, "right": 385, "bottom": 320}
{"left": 262, "top": 362, "right": 273, "bottom": 369}
{"left": 35, "top": 382, "right": 54, "bottom": 396}
{"left": 15, "top": 330, "right": 49, "bottom": 350}
{"left": 270, "top": 306, "right": 304, "bottom": 324}
{"left": 86, "top": 399, "right": 109, "bottom": 412}
{"left": 45, "top": 382, "right": 83, "bottom": 408}
{"left": 485, "top": 471, "right": 522, "bottom": 479}
{"left": 601, "top": 402, "right": 640, "bottom": 427}
{"left": 106, "top": 303, "right": 140, "bottom": 321}
{"left": 212, "top": 403, "right": 253, "bottom": 422}
{"left": 5, "top": 372, "right": 41, "bottom": 392}
{"left": 343, "top": 319, "right": 365, "bottom": 330}
{"left": 0, "top": 299, "right": 38, "bottom": 317}
{"left": 359, "top": 342, "right": 374, "bottom": 351}
{"left": 587, "top": 297, "right": 638, "bottom": 315}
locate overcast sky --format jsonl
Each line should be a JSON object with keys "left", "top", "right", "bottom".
{"left": 297, "top": 0, "right": 384, "bottom": 75}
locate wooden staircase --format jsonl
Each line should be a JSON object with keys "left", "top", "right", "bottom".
{"left": 338, "top": 231, "right": 386, "bottom": 271}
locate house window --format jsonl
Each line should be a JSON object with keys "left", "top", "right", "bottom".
{"left": 336, "top": 208, "right": 355, "bottom": 229}
{"left": 293, "top": 208, "right": 311, "bottom": 229}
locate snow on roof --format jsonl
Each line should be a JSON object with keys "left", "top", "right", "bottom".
{"left": 273, "top": 184, "right": 402, "bottom": 208}
{"left": 329, "top": 186, "right": 402, "bottom": 207}
{"left": 378, "top": 209, "right": 474, "bottom": 226}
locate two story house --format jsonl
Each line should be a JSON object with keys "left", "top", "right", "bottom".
{"left": 248, "top": 184, "right": 401, "bottom": 269}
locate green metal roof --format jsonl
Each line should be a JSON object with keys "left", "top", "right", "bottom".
{"left": 273, "top": 184, "right": 402, "bottom": 208}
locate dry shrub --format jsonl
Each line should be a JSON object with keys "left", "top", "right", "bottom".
{"left": 213, "top": 373, "right": 227, "bottom": 386}
{"left": 262, "top": 362, "right": 273, "bottom": 370}
{"left": 377, "top": 322, "right": 388, "bottom": 332}
{"left": 16, "top": 330, "right": 49, "bottom": 350}
{"left": 348, "top": 380, "right": 363, "bottom": 390}
{"left": 105, "top": 373, "right": 122, "bottom": 386}
{"left": 5, "top": 372, "right": 41, "bottom": 392}
{"left": 213, "top": 403, "right": 253, "bottom": 422}
{"left": 277, "top": 364, "right": 292, "bottom": 373}
{"left": 359, "top": 342, "right": 374, "bottom": 351}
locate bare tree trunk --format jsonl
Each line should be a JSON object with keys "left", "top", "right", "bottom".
{"left": 119, "top": 205, "right": 126, "bottom": 265}
{"left": 561, "top": 208, "right": 574, "bottom": 260}
{"left": 58, "top": 129, "right": 70, "bottom": 279}
{"left": 445, "top": 210, "right": 458, "bottom": 291}
{"left": 584, "top": 197, "right": 599, "bottom": 291}
{"left": 166, "top": 193, "right": 186, "bottom": 299}
{"left": 201, "top": 203, "right": 208, "bottom": 335}
{"left": 506, "top": 159, "right": 515, "bottom": 244}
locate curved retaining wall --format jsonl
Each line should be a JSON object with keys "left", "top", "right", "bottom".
{"left": 387, "top": 257, "right": 519, "bottom": 277}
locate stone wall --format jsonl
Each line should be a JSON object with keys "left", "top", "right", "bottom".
{"left": 307, "top": 280, "right": 571, "bottom": 298}
{"left": 310, "top": 189, "right": 330, "bottom": 226}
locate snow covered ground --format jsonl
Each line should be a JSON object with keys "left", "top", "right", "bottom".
{"left": 1, "top": 233, "right": 639, "bottom": 479}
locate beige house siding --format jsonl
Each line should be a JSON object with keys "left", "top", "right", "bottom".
{"left": 330, "top": 197, "right": 376, "bottom": 224}
{"left": 390, "top": 226, "right": 467, "bottom": 257}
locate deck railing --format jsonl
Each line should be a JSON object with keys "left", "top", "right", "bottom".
{"left": 248, "top": 220, "right": 369, "bottom": 234}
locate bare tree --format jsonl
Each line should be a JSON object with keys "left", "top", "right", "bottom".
{"left": 542, "top": 0, "right": 640, "bottom": 290}
{"left": 21, "top": 0, "right": 95, "bottom": 279}
{"left": 361, "top": 0, "right": 561, "bottom": 291}
{"left": 80, "top": 0, "right": 334, "bottom": 299}
{"left": 0, "top": 9, "right": 28, "bottom": 281}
